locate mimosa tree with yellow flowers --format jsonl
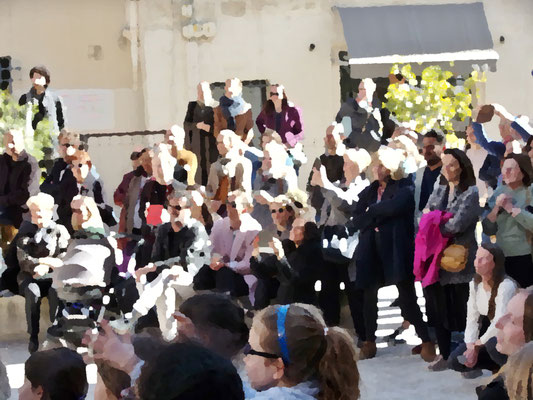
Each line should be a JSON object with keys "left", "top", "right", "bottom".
{"left": 384, "top": 64, "right": 486, "bottom": 147}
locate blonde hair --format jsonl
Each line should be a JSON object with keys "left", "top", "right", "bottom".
{"left": 71, "top": 195, "right": 104, "bottom": 230}
{"left": 344, "top": 148, "right": 371, "bottom": 173}
{"left": 27, "top": 192, "right": 55, "bottom": 210}
{"left": 505, "top": 341, "right": 533, "bottom": 400}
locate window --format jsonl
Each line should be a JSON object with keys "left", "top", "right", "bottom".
{"left": 0, "top": 57, "right": 12, "bottom": 92}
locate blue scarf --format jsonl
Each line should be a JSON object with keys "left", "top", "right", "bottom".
{"left": 219, "top": 95, "right": 246, "bottom": 130}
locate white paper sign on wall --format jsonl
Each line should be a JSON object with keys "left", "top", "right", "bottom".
{"left": 56, "top": 89, "right": 115, "bottom": 132}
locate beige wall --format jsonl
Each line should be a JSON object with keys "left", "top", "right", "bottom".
{"left": 0, "top": 0, "right": 145, "bottom": 133}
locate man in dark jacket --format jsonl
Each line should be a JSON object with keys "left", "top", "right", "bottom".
{"left": 0, "top": 130, "right": 32, "bottom": 252}
{"left": 18, "top": 65, "right": 65, "bottom": 132}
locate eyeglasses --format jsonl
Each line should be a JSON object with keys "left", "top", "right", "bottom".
{"left": 243, "top": 343, "right": 279, "bottom": 360}
{"left": 270, "top": 92, "right": 279, "bottom": 97}
{"left": 271, "top": 208, "right": 285, "bottom": 214}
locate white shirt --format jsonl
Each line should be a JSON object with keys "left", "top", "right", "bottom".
{"left": 464, "top": 277, "right": 518, "bottom": 344}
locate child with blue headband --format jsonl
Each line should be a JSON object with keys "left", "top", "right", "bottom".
{"left": 244, "top": 303, "right": 360, "bottom": 400}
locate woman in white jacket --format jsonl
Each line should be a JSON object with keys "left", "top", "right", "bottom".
{"left": 448, "top": 243, "right": 518, "bottom": 378}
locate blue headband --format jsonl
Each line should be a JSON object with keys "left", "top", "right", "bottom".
{"left": 276, "top": 305, "right": 291, "bottom": 365}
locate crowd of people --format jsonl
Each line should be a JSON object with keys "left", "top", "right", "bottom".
{"left": 0, "top": 66, "right": 532, "bottom": 399}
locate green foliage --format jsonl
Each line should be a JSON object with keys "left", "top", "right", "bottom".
{"left": 0, "top": 90, "right": 56, "bottom": 161}
{"left": 384, "top": 64, "right": 486, "bottom": 146}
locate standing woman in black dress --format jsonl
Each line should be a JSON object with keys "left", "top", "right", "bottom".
{"left": 184, "top": 81, "right": 219, "bottom": 185}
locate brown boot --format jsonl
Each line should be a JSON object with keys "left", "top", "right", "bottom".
{"left": 359, "top": 341, "right": 377, "bottom": 360}
{"left": 420, "top": 342, "right": 437, "bottom": 362}
{"left": 411, "top": 344, "right": 422, "bottom": 355}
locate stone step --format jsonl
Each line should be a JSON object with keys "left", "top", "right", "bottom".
{"left": 0, "top": 296, "right": 51, "bottom": 342}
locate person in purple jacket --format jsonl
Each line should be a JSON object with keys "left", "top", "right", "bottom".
{"left": 255, "top": 84, "right": 303, "bottom": 149}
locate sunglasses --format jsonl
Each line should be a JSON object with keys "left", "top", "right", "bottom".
{"left": 169, "top": 204, "right": 183, "bottom": 211}
{"left": 270, "top": 92, "right": 279, "bottom": 97}
{"left": 61, "top": 143, "right": 72, "bottom": 148}
{"left": 243, "top": 343, "right": 279, "bottom": 360}
{"left": 271, "top": 208, "right": 285, "bottom": 214}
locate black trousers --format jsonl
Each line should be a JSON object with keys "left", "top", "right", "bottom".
{"left": 424, "top": 282, "right": 470, "bottom": 360}
{"left": 362, "top": 279, "right": 430, "bottom": 343}
{"left": 193, "top": 265, "right": 249, "bottom": 297}
{"left": 19, "top": 277, "right": 59, "bottom": 339}
{"left": 505, "top": 255, "right": 533, "bottom": 288}
{"left": 448, "top": 336, "right": 507, "bottom": 373}
{"left": 318, "top": 261, "right": 366, "bottom": 339}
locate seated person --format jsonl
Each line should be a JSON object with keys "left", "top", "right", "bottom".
{"left": 4, "top": 193, "right": 70, "bottom": 353}
{"left": 70, "top": 150, "right": 117, "bottom": 228}
{"left": 18, "top": 347, "right": 88, "bottom": 400}
{"left": 448, "top": 244, "right": 517, "bottom": 378}
{"left": 194, "top": 191, "right": 261, "bottom": 302}
{"left": 206, "top": 130, "right": 253, "bottom": 212}
{"left": 47, "top": 195, "right": 121, "bottom": 347}
{"left": 126, "top": 190, "right": 211, "bottom": 340}
{"left": 476, "top": 287, "right": 533, "bottom": 399}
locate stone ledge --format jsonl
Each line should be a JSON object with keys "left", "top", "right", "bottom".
{"left": 0, "top": 296, "right": 51, "bottom": 342}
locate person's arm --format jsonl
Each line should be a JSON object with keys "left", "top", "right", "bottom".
{"left": 464, "top": 282, "right": 481, "bottom": 345}
{"left": 482, "top": 189, "right": 503, "bottom": 235}
{"left": 367, "top": 184, "right": 415, "bottom": 220}
{"left": 186, "top": 151, "right": 198, "bottom": 186}
{"left": 56, "top": 97, "right": 65, "bottom": 130}
{"left": 255, "top": 110, "right": 267, "bottom": 134}
{"left": 230, "top": 231, "right": 259, "bottom": 274}
{"left": 17, "top": 241, "right": 41, "bottom": 276}
{"left": 472, "top": 122, "right": 506, "bottom": 158}
{"left": 243, "top": 109, "right": 254, "bottom": 145}
{"left": 441, "top": 188, "right": 480, "bottom": 237}
{"left": 479, "top": 280, "right": 518, "bottom": 344}
{"left": 114, "top": 173, "right": 132, "bottom": 207}
{"left": 184, "top": 225, "right": 211, "bottom": 276}
{"left": 284, "top": 106, "right": 303, "bottom": 147}
{"left": 238, "top": 160, "right": 252, "bottom": 195}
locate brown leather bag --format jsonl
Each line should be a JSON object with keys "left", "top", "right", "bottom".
{"left": 440, "top": 244, "right": 468, "bottom": 273}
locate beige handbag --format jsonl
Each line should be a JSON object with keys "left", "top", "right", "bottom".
{"left": 440, "top": 244, "right": 468, "bottom": 273}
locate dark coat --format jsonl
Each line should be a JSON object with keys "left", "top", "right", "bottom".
{"left": 335, "top": 97, "right": 393, "bottom": 152}
{"left": 40, "top": 158, "right": 77, "bottom": 232}
{"left": 0, "top": 153, "right": 32, "bottom": 227}
{"left": 349, "top": 178, "right": 416, "bottom": 289}
{"left": 184, "top": 101, "right": 218, "bottom": 185}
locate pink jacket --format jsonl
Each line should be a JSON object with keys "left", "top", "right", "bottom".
{"left": 413, "top": 210, "right": 453, "bottom": 288}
